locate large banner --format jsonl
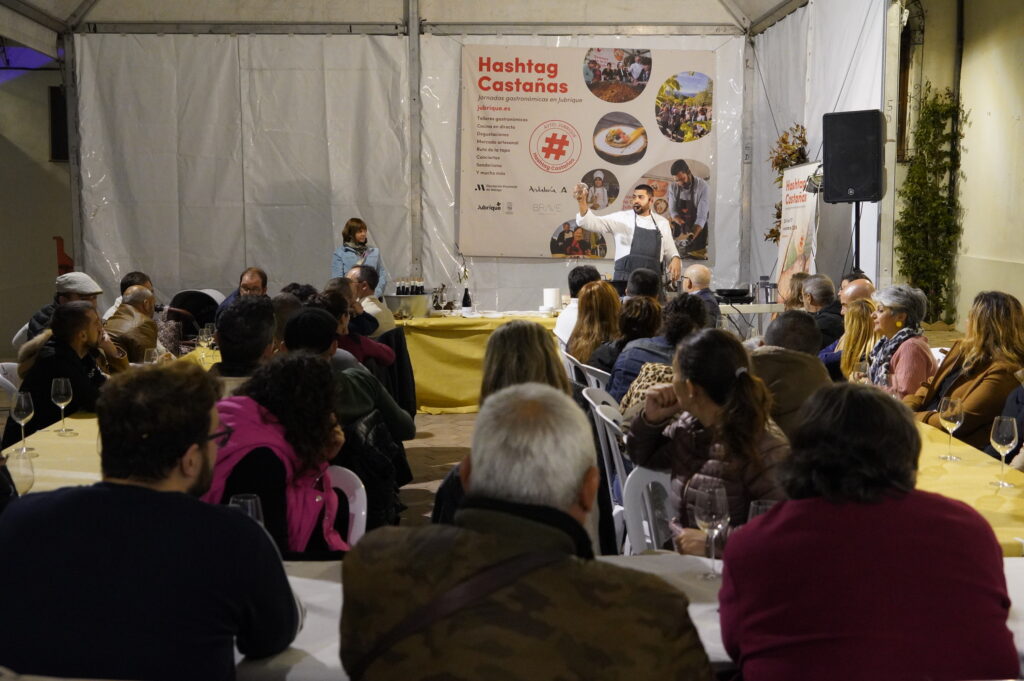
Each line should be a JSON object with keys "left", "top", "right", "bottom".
{"left": 774, "top": 162, "right": 819, "bottom": 304}
{"left": 458, "top": 45, "right": 716, "bottom": 262}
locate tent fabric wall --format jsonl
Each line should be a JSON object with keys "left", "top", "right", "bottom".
{"left": 420, "top": 33, "right": 746, "bottom": 310}
{"left": 76, "top": 33, "right": 409, "bottom": 308}
{"left": 751, "top": 0, "right": 885, "bottom": 286}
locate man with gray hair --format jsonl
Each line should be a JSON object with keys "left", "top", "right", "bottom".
{"left": 802, "top": 273, "right": 844, "bottom": 349}
{"left": 341, "top": 383, "right": 712, "bottom": 680}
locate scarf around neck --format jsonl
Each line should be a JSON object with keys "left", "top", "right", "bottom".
{"left": 346, "top": 241, "right": 368, "bottom": 256}
{"left": 868, "top": 326, "right": 923, "bottom": 387}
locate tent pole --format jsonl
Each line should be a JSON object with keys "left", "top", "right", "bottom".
{"left": 406, "top": 0, "right": 423, "bottom": 279}
{"left": 878, "top": 0, "right": 902, "bottom": 288}
{"left": 58, "top": 31, "right": 85, "bottom": 270}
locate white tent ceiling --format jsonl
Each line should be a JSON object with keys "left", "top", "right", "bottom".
{"left": 3, "top": 0, "right": 808, "bottom": 56}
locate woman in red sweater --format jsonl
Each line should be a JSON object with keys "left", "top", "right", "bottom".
{"left": 720, "top": 383, "right": 1017, "bottom": 681}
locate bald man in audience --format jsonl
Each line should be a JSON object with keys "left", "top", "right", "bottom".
{"left": 681, "top": 263, "right": 720, "bottom": 328}
{"left": 341, "top": 383, "right": 711, "bottom": 680}
{"left": 840, "top": 278, "right": 876, "bottom": 314}
{"left": 105, "top": 285, "right": 159, "bottom": 363}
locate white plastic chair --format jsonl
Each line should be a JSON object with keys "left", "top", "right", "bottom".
{"left": 622, "top": 467, "right": 674, "bottom": 555}
{"left": 595, "top": 404, "right": 631, "bottom": 495}
{"left": 580, "top": 363, "right": 611, "bottom": 391}
{"left": 10, "top": 324, "right": 29, "bottom": 353}
{"left": 326, "top": 465, "right": 367, "bottom": 547}
{"left": 931, "top": 347, "right": 950, "bottom": 366}
{"left": 582, "top": 387, "right": 625, "bottom": 550}
{"left": 0, "top": 362, "right": 21, "bottom": 390}
{"left": 561, "top": 350, "right": 587, "bottom": 384}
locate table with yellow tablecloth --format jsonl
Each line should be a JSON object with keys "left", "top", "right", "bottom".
{"left": 397, "top": 315, "right": 557, "bottom": 414}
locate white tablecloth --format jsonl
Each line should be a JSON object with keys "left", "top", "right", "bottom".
{"left": 238, "top": 553, "right": 1024, "bottom": 679}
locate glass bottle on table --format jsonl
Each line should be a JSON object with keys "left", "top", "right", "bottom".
{"left": 51, "top": 377, "right": 76, "bottom": 437}
{"left": 11, "top": 392, "right": 35, "bottom": 456}
{"left": 990, "top": 416, "right": 1019, "bottom": 489}
{"left": 937, "top": 396, "right": 964, "bottom": 462}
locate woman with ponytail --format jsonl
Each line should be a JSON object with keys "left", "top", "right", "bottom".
{"left": 626, "top": 328, "right": 789, "bottom": 556}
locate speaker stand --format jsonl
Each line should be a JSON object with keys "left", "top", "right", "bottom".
{"left": 853, "top": 201, "right": 862, "bottom": 270}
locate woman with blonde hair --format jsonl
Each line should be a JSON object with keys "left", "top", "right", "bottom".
{"left": 905, "top": 291, "right": 1024, "bottom": 448}
{"left": 433, "top": 320, "right": 573, "bottom": 524}
{"left": 818, "top": 298, "right": 880, "bottom": 381}
{"left": 567, "top": 281, "right": 621, "bottom": 365}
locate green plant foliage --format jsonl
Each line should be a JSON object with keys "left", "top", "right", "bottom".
{"left": 894, "top": 83, "right": 966, "bottom": 323}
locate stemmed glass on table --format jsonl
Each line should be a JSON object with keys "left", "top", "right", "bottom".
{"left": 688, "top": 479, "right": 730, "bottom": 580}
{"left": 5, "top": 450, "right": 34, "bottom": 496}
{"left": 11, "top": 392, "right": 35, "bottom": 456}
{"left": 937, "top": 397, "right": 964, "bottom": 462}
{"left": 197, "top": 326, "right": 214, "bottom": 367}
{"left": 51, "top": 377, "right": 76, "bottom": 437}
{"left": 990, "top": 416, "right": 1019, "bottom": 489}
{"left": 229, "top": 494, "right": 265, "bottom": 526}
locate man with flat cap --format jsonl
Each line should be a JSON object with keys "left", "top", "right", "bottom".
{"left": 13, "top": 272, "right": 105, "bottom": 351}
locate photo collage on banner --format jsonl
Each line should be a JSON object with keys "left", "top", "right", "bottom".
{"left": 458, "top": 45, "right": 716, "bottom": 264}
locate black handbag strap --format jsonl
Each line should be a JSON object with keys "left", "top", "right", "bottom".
{"left": 348, "top": 550, "right": 566, "bottom": 680}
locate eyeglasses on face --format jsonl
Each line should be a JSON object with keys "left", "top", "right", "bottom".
{"left": 202, "top": 425, "right": 234, "bottom": 448}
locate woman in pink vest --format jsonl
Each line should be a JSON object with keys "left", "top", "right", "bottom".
{"left": 203, "top": 352, "right": 349, "bottom": 558}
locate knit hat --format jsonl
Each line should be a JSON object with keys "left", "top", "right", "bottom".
{"left": 55, "top": 272, "right": 103, "bottom": 295}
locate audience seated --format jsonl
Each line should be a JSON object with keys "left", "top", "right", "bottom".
{"left": 819, "top": 298, "right": 877, "bottom": 381}
{"left": 325, "top": 276, "right": 379, "bottom": 337}
{"left": 751, "top": 310, "right": 831, "bottom": 439}
{"left": 905, "top": 291, "right": 1024, "bottom": 449}
{"left": 101, "top": 270, "right": 153, "bottom": 321}
{"left": 433, "top": 320, "right": 574, "bottom": 525}
{"left": 346, "top": 265, "right": 395, "bottom": 339}
{"left": 839, "top": 267, "right": 871, "bottom": 290}
{"left": 216, "top": 266, "right": 269, "bottom": 318}
{"left": 14, "top": 272, "right": 104, "bottom": 350}
{"left": 681, "top": 264, "right": 720, "bottom": 328}
{"left": 588, "top": 295, "right": 662, "bottom": 373}
{"left": 802, "top": 274, "right": 844, "bottom": 349}
{"left": 280, "top": 282, "right": 318, "bottom": 303}
{"left": 309, "top": 291, "right": 393, "bottom": 368}
{"left": 2, "top": 302, "right": 123, "bottom": 449}
{"left": 606, "top": 293, "right": 705, "bottom": 401}
{"left": 554, "top": 264, "right": 601, "bottom": 345}
{"left": 0, "top": 363, "right": 299, "bottom": 679}
{"left": 209, "top": 296, "right": 276, "bottom": 394}
{"left": 988, "top": 378, "right": 1024, "bottom": 464}
{"left": 104, "top": 285, "right": 159, "bottom": 362}
{"left": 623, "top": 266, "right": 661, "bottom": 300}
{"left": 341, "top": 383, "right": 713, "bottom": 681}
{"left": 865, "top": 285, "right": 936, "bottom": 398}
{"left": 202, "top": 352, "right": 350, "bottom": 558}
{"left": 566, "top": 280, "right": 620, "bottom": 367}
{"left": 271, "top": 291, "right": 303, "bottom": 354}
{"left": 627, "top": 328, "right": 788, "bottom": 556}
{"left": 782, "top": 271, "right": 809, "bottom": 311}
{"left": 721, "top": 383, "right": 1018, "bottom": 681}
{"left": 839, "top": 277, "right": 875, "bottom": 313}
{"left": 283, "top": 307, "right": 414, "bottom": 440}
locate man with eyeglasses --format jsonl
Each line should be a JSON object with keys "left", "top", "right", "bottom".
{"left": 0, "top": 363, "right": 300, "bottom": 680}
{"left": 216, "top": 266, "right": 270, "bottom": 319}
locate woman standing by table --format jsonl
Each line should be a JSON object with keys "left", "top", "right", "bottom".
{"left": 904, "top": 291, "right": 1024, "bottom": 449}
{"left": 330, "top": 217, "right": 390, "bottom": 299}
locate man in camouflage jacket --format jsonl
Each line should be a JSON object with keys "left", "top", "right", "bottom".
{"left": 341, "top": 383, "right": 712, "bottom": 681}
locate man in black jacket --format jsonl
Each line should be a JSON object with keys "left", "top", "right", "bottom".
{"left": 0, "top": 363, "right": 299, "bottom": 680}
{"left": 22, "top": 271, "right": 104, "bottom": 344}
{"left": 803, "top": 273, "right": 845, "bottom": 350}
{"left": 1, "top": 302, "right": 114, "bottom": 449}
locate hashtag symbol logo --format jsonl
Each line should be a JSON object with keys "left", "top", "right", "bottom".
{"left": 540, "top": 133, "right": 570, "bottom": 160}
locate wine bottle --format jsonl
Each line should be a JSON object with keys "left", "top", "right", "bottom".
{"left": 461, "top": 287, "right": 472, "bottom": 312}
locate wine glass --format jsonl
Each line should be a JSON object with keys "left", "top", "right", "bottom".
{"left": 143, "top": 348, "right": 159, "bottom": 364}
{"left": 11, "top": 392, "right": 35, "bottom": 456}
{"left": 50, "top": 378, "right": 77, "bottom": 437}
{"left": 937, "top": 397, "right": 963, "bottom": 462}
{"left": 747, "top": 499, "right": 777, "bottom": 522}
{"left": 6, "top": 451, "right": 34, "bottom": 496}
{"left": 689, "top": 481, "right": 730, "bottom": 580}
{"left": 990, "top": 416, "right": 1019, "bottom": 489}
{"left": 203, "top": 323, "right": 217, "bottom": 348}
{"left": 196, "top": 328, "right": 213, "bottom": 367}
{"left": 229, "top": 494, "right": 265, "bottom": 526}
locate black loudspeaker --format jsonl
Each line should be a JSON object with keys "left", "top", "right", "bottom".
{"left": 823, "top": 109, "right": 884, "bottom": 203}
{"left": 49, "top": 86, "right": 68, "bottom": 162}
